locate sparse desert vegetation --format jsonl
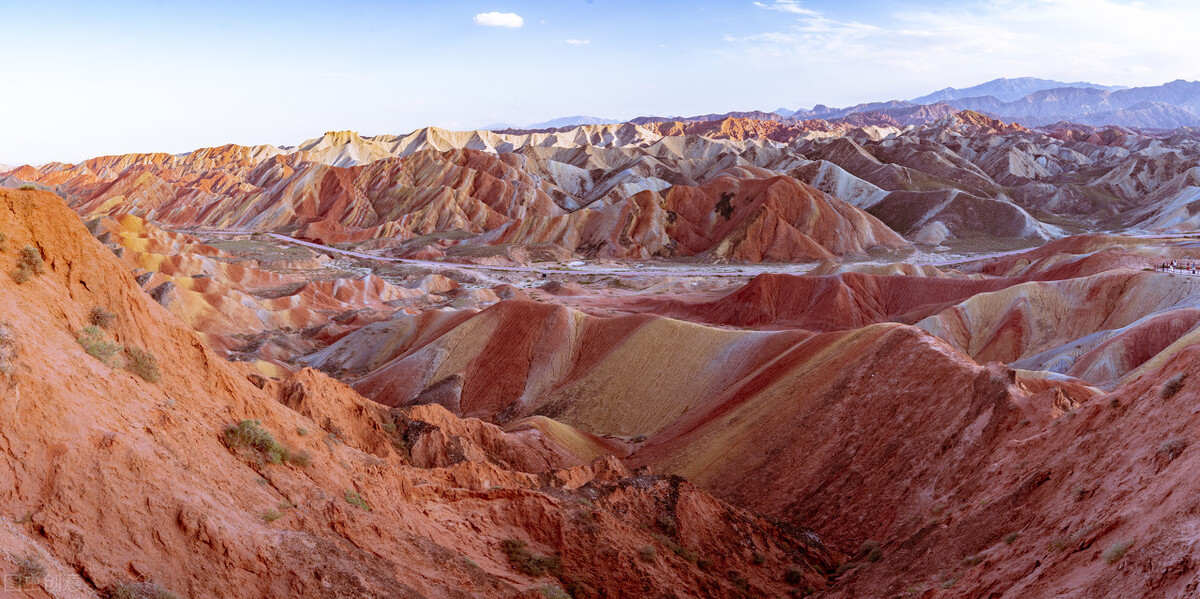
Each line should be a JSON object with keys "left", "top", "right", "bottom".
{"left": 89, "top": 305, "right": 117, "bottom": 328}
{"left": 101, "top": 580, "right": 178, "bottom": 599}
{"left": 1103, "top": 540, "right": 1132, "bottom": 564}
{"left": 9, "top": 553, "right": 46, "bottom": 587}
{"left": 0, "top": 321, "right": 17, "bottom": 378}
{"left": 222, "top": 420, "right": 307, "bottom": 467}
{"left": 1161, "top": 373, "right": 1187, "bottom": 399}
{"left": 12, "top": 245, "right": 46, "bottom": 283}
{"left": 78, "top": 325, "right": 120, "bottom": 366}
{"left": 501, "top": 539, "right": 562, "bottom": 577}
{"left": 343, "top": 489, "right": 371, "bottom": 511}
{"left": 123, "top": 346, "right": 162, "bottom": 382}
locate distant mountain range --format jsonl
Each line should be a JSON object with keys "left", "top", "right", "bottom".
{"left": 910, "top": 77, "right": 1126, "bottom": 104}
{"left": 485, "top": 115, "right": 620, "bottom": 131}
{"left": 503, "top": 78, "right": 1200, "bottom": 131}
{"left": 783, "top": 78, "right": 1200, "bottom": 129}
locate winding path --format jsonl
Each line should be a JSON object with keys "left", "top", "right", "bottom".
{"left": 194, "top": 228, "right": 1196, "bottom": 279}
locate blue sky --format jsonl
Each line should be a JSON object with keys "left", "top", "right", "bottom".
{"left": 2, "top": 0, "right": 1197, "bottom": 164}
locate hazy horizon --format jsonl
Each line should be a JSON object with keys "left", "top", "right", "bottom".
{"left": 3, "top": 0, "right": 1198, "bottom": 165}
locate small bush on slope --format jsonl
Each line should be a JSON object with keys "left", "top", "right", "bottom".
{"left": 12, "top": 245, "right": 46, "bottom": 284}
{"left": 89, "top": 306, "right": 117, "bottom": 328}
{"left": 10, "top": 553, "right": 45, "bottom": 587}
{"left": 1104, "top": 540, "right": 1132, "bottom": 564}
{"left": 123, "top": 347, "right": 161, "bottom": 383}
{"left": 1161, "top": 373, "right": 1187, "bottom": 399}
{"left": 102, "top": 580, "right": 178, "bottom": 599}
{"left": 501, "top": 539, "right": 563, "bottom": 577}
{"left": 78, "top": 325, "right": 120, "bottom": 367}
{"left": 222, "top": 420, "right": 307, "bottom": 467}
{"left": 0, "top": 321, "right": 17, "bottom": 378}
{"left": 344, "top": 489, "right": 371, "bottom": 511}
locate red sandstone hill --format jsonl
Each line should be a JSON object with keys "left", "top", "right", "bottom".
{"left": 308, "top": 267, "right": 1200, "bottom": 598}
{"left": 0, "top": 188, "right": 837, "bottom": 598}
{"left": 642, "top": 240, "right": 1200, "bottom": 389}
{"left": 14, "top": 112, "right": 1200, "bottom": 256}
{"left": 633, "top": 330, "right": 1200, "bottom": 598}
{"left": 478, "top": 171, "right": 912, "bottom": 261}
{"left": 648, "top": 271, "right": 1019, "bottom": 330}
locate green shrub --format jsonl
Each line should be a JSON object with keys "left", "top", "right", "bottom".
{"left": 89, "top": 306, "right": 117, "bottom": 328}
{"left": 344, "top": 489, "right": 370, "bottom": 511}
{"left": 288, "top": 449, "right": 312, "bottom": 467}
{"left": 859, "top": 539, "right": 882, "bottom": 562}
{"left": 656, "top": 513, "right": 677, "bottom": 534}
{"left": 784, "top": 567, "right": 805, "bottom": 585}
{"left": 10, "top": 553, "right": 45, "bottom": 587}
{"left": 102, "top": 580, "right": 178, "bottom": 599}
{"left": 12, "top": 245, "right": 46, "bottom": 284}
{"left": 651, "top": 533, "right": 697, "bottom": 562}
{"left": 123, "top": 347, "right": 161, "bottom": 383}
{"left": 18, "top": 183, "right": 36, "bottom": 191}
{"left": 78, "top": 325, "right": 120, "bottom": 367}
{"left": 834, "top": 562, "right": 859, "bottom": 577}
{"left": 638, "top": 545, "right": 657, "bottom": 562}
{"left": 727, "top": 570, "right": 750, "bottom": 591}
{"left": 1158, "top": 438, "right": 1188, "bottom": 461}
{"left": 1161, "top": 373, "right": 1187, "bottom": 399}
{"left": 0, "top": 321, "right": 17, "bottom": 378}
{"left": 262, "top": 509, "right": 281, "bottom": 522}
{"left": 1003, "top": 532, "right": 1019, "bottom": 545}
{"left": 1104, "top": 540, "right": 1132, "bottom": 564}
{"left": 501, "top": 539, "right": 562, "bottom": 577}
{"left": 960, "top": 554, "right": 984, "bottom": 567}
{"left": 222, "top": 420, "right": 289, "bottom": 465}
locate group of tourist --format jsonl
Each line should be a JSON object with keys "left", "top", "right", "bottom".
{"left": 1156, "top": 260, "right": 1198, "bottom": 274}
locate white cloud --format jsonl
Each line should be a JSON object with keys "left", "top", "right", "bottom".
{"left": 752, "top": 0, "right": 817, "bottom": 16}
{"left": 731, "top": 0, "right": 1200, "bottom": 92}
{"left": 565, "top": 39, "right": 590, "bottom": 45}
{"left": 474, "top": 12, "right": 524, "bottom": 28}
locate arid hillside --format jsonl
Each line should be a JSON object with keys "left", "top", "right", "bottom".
{"left": 7, "top": 109, "right": 1200, "bottom": 599}
{"left": 0, "top": 188, "right": 840, "bottom": 598}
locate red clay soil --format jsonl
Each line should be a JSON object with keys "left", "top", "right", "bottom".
{"left": 0, "top": 189, "right": 837, "bottom": 598}
{"left": 648, "top": 271, "right": 1020, "bottom": 330}
{"left": 329, "top": 285, "right": 1200, "bottom": 597}
{"left": 343, "top": 299, "right": 815, "bottom": 428}
{"left": 630, "top": 320, "right": 1200, "bottom": 598}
